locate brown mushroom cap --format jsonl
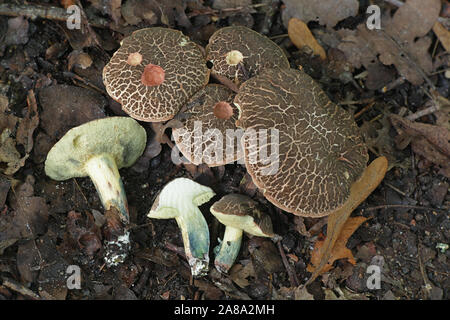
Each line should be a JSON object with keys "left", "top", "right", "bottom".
{"left": 103, "top": 27, "right": 209, "bottom": 122}
{"left": 172, "top": 84, "right": 243, "bottom": 167}
{"left": 210, "top": 193, "right": 274, "bottom": 237}
{"left": 206, "top": 26, "right": 290, "bottom": 86}
{"left": 234, "top": 68, "right": 369, "bottom": 217}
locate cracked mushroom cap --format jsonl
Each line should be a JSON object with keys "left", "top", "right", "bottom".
{"left": 103, "top": 28, "right": 209, "bottom": 122}
{"left": 210, "top": 194, "right": 274, "bottom": 237}
{"left": 206, "top": 26, "right": 290, "bottom": 86}
{"left": 172, "top": 84, "right": 242, "bottom": 167}
{"left": 234, "top": 68, "right": 369, "bottom": 217}
{"left": 45, "top": 117, "right": 146, "bottom": 180}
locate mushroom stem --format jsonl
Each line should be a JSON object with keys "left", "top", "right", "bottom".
{"left": 214, "top": 226, "right": 243, "bottom": 273}
{"left": 84, "top": 154, "right": 129, "bottom": 223}
{"left": 175, "top": 208, "right": 210, "bottom": 276}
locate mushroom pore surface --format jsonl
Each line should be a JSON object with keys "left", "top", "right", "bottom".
{"left": 234, "top": 68, "right": 368, "bottom": 217}
{"left": 103, "top": 27, "right": 209, "bottom": 122}
{"left": 206, "top": 26, "right": 290, "bottom": 85}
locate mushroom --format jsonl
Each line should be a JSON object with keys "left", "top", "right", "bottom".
{"left": 234, "top": 67, "right": 369, "bottom": 217}
{"left": 103, "top": 27, "right": 209, "bottom": 122}
{"left": 44, "top": 117, "right": 147, "bottom": 223}
{"left": 172, "top": 84, "right": 243, "bottom": 167}
{"left": 210, "top": 193, "right": 275, "bottom": 273}
{"left": 147, "top": 177, "right": 215, "bottom": 276}
{"left": 206, "top": 26, "right": 290, "bottom": 86}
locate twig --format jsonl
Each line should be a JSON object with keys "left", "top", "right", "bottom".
{"left": 406, "top": 104, "right": 440, "bottom": 121}
{"left": 0, "top": 3, "right": 109, "bottom": 28}
{"left": 186, "top": 3, "right": 268, "bottom": 18}
{"left": 1, "top": 278, "right": 40, "bottom": 300}
{"left": 276, "top": 240, "right": 299, "bottom": 287}
{"left": 361, "top": 204, "right": 445, "bottom": 212}
{"left": 354, "top": 102, "right": 376, "bottom": 119}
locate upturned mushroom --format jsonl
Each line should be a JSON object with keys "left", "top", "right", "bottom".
{"left": 234, "top": 67, "right": 369, "bottom": 217}
{"left": 172, "top": 84, "right": 243, "bottom": 167}
{"left": 210, "top": 193, "right": 275, "bottom": 273}
{"left": 45, "top": 117, "right": 147, "bottom": 223}
{"left": 206, "top": 26, "right": 290, "bottom": 86}
{"left": 103, "top": 27, "right": 209, "bottom": 122}
{"left": 147, "top": 177, "right": 215, "bottom": 276}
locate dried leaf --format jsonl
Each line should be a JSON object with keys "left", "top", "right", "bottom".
{"left": 0, "top": 176, "right": 10, "bottom": 208}
{"left": 4, "top": 16, "right": 29, "bottom": 46}
{"left": 390, "top": 114, "right": 450, "bottom": 176}
{"left": 294, "top": 286, "right": 314, "bottom": 300}
{"left": 0, "top": 129, "right": 24, "bottom": 175}
{"left": 229, "top": 261, "right": 256, "bottom": 288}
{"left": 306, "top": 157, "right": 388, "bottom": 282}
{"left": 338, "top": 0, "right": 441, "bottom": 86}
{"left": 67, "top": 50, "right": 93, "bottom": 70}
{"left": 308, "top": 216, "right": 367, "bottom": 273}
{"left": 433, "top": 21, "right": 450, "bottom": 52}
{"left": 0, "top": 91, "right": 38, "bottom": 175}
{"left": 288, "top": 18, "right": 326, "bottom": 60}
{"left": 282, "top": 0, "right": 359, "bottom": 28}
{"left": 390, "top": 114, "right": 450, "bottom": 156}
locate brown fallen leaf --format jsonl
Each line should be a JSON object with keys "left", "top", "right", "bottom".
{"left": 34, "top": 84, "right": 106, "bottom": 163}
{"left": 0, "top": 91, "right": 39, "bottom": 175}
{"left": 307, "top": 216, "right": 368, "bottom": 273}
{"left": 338, "top": 0, "right": 441, "bottom": 86}
{"left": 282, "top": 0, "right": 359, "bottom": 28}
{"left": 433, "top": 21, "right": 450, "bottom": 52}
{"left": 229, "top": 261, "right": 256, "bottom": 288}
{"left": 288, "top": 18, "right": 326, "bottom": 60}
{"left": 306, "top": 156, "right": 388, "bottom": 283}
{"left": 390, "top": 113, "right": 450, "bottom": 177}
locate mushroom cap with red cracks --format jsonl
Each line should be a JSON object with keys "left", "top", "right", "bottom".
{"left": 234, "top": 68, "right": 369, "bottom": 217}
{"left": 172, "top": 84, "right": 242, "bottom": 167}
{"left": 103, "top": 28, "right": 209, "bottom": 122}
{"left": 206, "top": 26, "right": 290, "bottom": 86}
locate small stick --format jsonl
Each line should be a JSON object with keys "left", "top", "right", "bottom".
{"left": 1, "top": 278, "right": 40, "bottom": 300}
{"left": 276, "top": 240, "right": 299, "bottom": 287}
{"left": 354, "top": 102, "right": 376, "bottom": 119}
{"left": 361, "top": 204, "right": 445, "bottom": 212}
{"left": 0, "top": 3, "right": 109, "bottom": 28}
{"left": 405, "top": 104, "right": 440, "bottom": 121}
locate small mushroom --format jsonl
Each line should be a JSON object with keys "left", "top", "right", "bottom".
{"left": 210, "top": 193, "right": 275, "bottom": 273}
{"left": 234, "top": 68, "right": 369, "bottom": 217}
{"left": 103, "top": 27, "right": 209, "bottom": 122}
{"left": 147, "top": 177, "right": 215, "bottom": 276}
{"left": 45, "top": 117, "right": 147, "bottom": 223}
{"left": 172, "top": 84, "right": 243, "bottom": 167}
{"left": 206, "top": 26, "right": 290, "bottom": 86}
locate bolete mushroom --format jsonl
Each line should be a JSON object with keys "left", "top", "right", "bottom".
{"left": 44, "top": 117, "right": 147, "bottom": 223}
{"left": 103, "top": 27, "right": 209, "bottom": 122}
{"left": 234, "top": 68, "right": 369, "bottom": 217}
{"left": 206, "top": 26, "right": 290, "bottom": 86}
{"left": 147, "top": 177, "right": 215, "bottom": 276}
{"left": 172, "top": 84, "right": 243, "bottom": 167}
{"left": 210, "top": 193, "right": 275, "bottom": 273}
